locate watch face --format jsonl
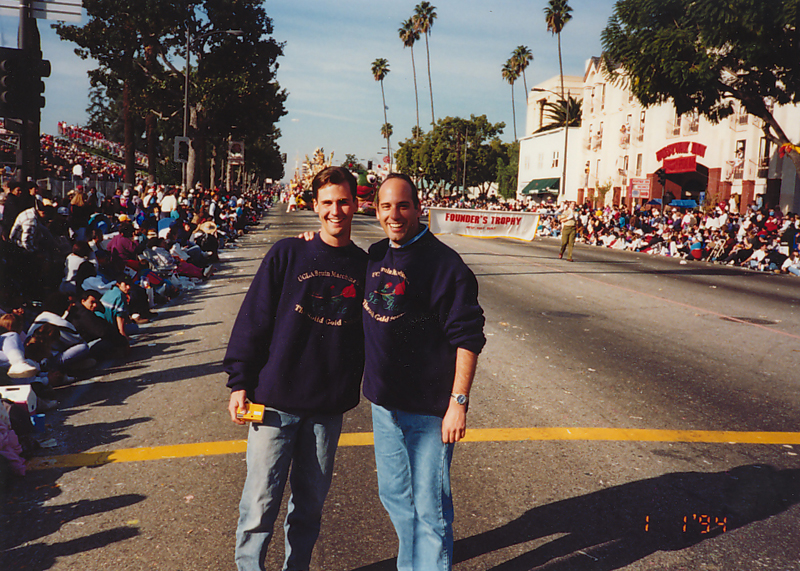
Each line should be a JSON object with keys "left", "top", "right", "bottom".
{"left": 454, "top": 394, "right": 467, "bottom": 405}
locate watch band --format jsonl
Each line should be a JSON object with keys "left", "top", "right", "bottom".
{"left": 451, "top": 393, "right": 468, "bottom": 406}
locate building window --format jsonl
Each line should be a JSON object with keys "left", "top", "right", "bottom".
{"left": 635, "top": 153, "right": 643, "bottom": 176}
{"left": 524, "top": 155, "right": 531, "bottom": 169}
{"left": 671, "top": 111, "right": 682, "bottom": 136}
{"left": 584, "top": 161, "right": 590, "bottom": 187}
{"left": 758, "top": 137, "right": 771, "bottom": 179}
{"left": 687, "top": 110, "right": 699, "bottom": 134}
{"left": 595, "top": 122, "right": 604, "bottom": 150}
{"left": 537, "top": 152, "right": 544, "bottom": 169}
{"left": 638, "top": 110, "right": 646, "bottom": 142}
{"left": 734, "top": 140, "right": 746, "bottom": 179}
{"left": 600, "top": 84, "right": 606, "bottom": 110}
{"left": 552, "top": 151, "right": 559, "bottom": 168}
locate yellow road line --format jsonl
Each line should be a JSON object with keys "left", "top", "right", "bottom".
{"left": 27, "top": 427, "right": 800, "bottom": 470}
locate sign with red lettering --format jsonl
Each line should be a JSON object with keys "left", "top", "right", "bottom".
{"left": 429, "top": 207, "right": 540, "bottom": 241}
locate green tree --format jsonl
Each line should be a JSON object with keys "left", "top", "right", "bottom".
{"left": 511, "top": 45, "right": 533, "bottom": 97}
{"left": 395, "top": 115, "right": 507, "bottom": 195}
{"left": 496, "top": 141, "right": 520, "bottom": 199}
{"left": 501, "top": 60, "right": 519, "bottom": 140}
{"left": 371, "top": 58, "right": 391, "bottom": 171}
{"left": 601, "top": 0, "right": 800, "bottom": 177}
{"left": 413, "top": 2, "right": 437, "bottom": 126}
{"left": 57, "top": 0, "right": 287, "bottom": 188}
{"left": 537, "top": 95, "right": 582, "bottom": 132}
{"left": 544, "top": 0, "right": 573, "bottom": 102}
{"left": 399, "top": 18, "right": 421, "bottom": 138}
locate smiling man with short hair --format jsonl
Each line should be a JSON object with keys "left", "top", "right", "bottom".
{"left": 224, "top": 166, "right": 367, "bottom": 571}
{"left": 363, "top": 173, "right": 486, "bottom": 571}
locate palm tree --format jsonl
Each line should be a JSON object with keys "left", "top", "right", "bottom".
{"left": 511, "top": 45, "right": 533, "bottom": 98}
{"left": 545, "top": 0, "right": 573, "bottom": 197}
{"left": 399, "top": 18, "right": 421, "bottom": 138}
{"left": 537, "top": 95, "right": 582, "bottom": 132}
{"left": 371, "top": 58, "right": 391, "bottom": 170}
{"left": 501, "top": 60, "right": 519, "bottom": 140}
{"left": 544, "top": 0, "right": 573, "bottom": 101}
{"left": 381, "top": 122, "right": 394, "bottom": 140}
{"left": 413, "top": 2, "right": 437, "bottom": 126}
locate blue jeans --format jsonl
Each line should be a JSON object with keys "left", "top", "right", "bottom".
{"left": 371, "top": 404, "right": 455, "bottom": 571}
{"left": 235, "top": 408, "right": 343, "bottom": 571}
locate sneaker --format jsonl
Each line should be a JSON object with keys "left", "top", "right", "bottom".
{"left": 203, "top": 265, "right": 214, "bottom": 278}
{"left": 131, "top": 314, "right": 150, "bottom": 325}
{"left": 7, "top": 359, "right": 40, "bottom": 379}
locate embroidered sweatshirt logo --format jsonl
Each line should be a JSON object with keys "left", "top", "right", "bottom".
{"left": 294, "top": 271, "right": 360, "bottom": 326}
{"left": 364, "top": 267, "right": 407, "bottom": 323}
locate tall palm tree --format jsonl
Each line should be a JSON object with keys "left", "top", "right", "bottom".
{"left": 501, "top": 60, "right": 519, "bottom": 140}
{"left": 399, "top": 18, "right": 421, "bottom": 138}
{"left": 413, "top": 2, "right": 437, "bottom": 126}
{"left": 371, "top": 58, "right": 391, "bottom": 170}
{"left": 544, "top": 0, "right": 573, "bottom": 101}
{"left": 545, "top": 0, "right": 573, "bottom": 197}
{"left": 511, "top": 45, "right": 533, "bottom": 98}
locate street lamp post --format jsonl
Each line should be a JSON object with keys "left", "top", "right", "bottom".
{"left": 183, "top": 28, "right": 243, "bottom": 189}
{"left": 533, "top": 87, "right": 570, "bottom": 201}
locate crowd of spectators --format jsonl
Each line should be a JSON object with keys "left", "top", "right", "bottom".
{"left": 57, "top": 122, "right": 148, "bottom": 170}
{"left": 422, "top": 193, "right": 800, "bottom": 276}
{"left": 0, "top": 132, "right": 143, "bottom": 185}
{"left": 0, "top": 175, "right": 275, "bottom": 483}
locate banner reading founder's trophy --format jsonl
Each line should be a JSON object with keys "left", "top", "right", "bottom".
{"left": 428, "top": 207, "right": 540, "bottom": 241}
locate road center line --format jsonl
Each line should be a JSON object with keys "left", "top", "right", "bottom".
{"left": 27, "top": 427, "right": 800, "bottom": 470}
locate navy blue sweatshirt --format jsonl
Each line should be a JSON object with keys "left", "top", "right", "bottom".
{"left": 224, "top": 234, "right": 367, "bottom": 415}
{"left": 362, "top": 228, "right": 486, "bottom": 417}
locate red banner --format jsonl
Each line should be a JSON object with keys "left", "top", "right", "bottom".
{"left": 664, "top": 155, "right": 696, "bottom": 173}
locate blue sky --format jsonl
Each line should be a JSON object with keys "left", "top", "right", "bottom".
{"left": 0, "top": 0, "right": 617, "bottom": 181}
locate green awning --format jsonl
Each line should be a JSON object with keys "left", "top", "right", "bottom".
{"left": 520, "top": 177, "right": 560, "bottom": 195}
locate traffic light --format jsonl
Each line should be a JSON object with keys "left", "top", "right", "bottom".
{"left": 0, "top": 47, "right": 50, "bottom": 120}
{"left": 656, "top": 168, "right": 667, "bottom": 186}
{"left": 367, "top": 160, "right": 373, "bottom": 170}
{"left": 30, "top": 57, "right": 51, "bottom": 114}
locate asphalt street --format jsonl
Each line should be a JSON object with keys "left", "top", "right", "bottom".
{"left": 3, "top": 205, "right": 800, "bottom": 571}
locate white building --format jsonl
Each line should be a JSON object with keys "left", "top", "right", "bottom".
{"left": 518, "top": 57, "right": 800, "bottom": 214}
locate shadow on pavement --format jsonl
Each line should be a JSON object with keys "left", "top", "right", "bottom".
{"left": 352, "top": 464, "right": 800, "bottom": 570}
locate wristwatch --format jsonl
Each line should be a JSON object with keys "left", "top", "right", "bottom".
{"left": 451, "top": 393, "right": 469, "bottom": 406}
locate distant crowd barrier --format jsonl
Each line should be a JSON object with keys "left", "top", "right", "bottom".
{"left": 428, "top": 207, "right": 541, "bottom": 241}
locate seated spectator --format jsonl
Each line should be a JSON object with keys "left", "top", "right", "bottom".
{"left": 782, "top": 250, "right": 800, "bottom": 276}
{"left": 107, "top": 221, "right": 144, "bottom": 271}
{"left": 60, "top": 240, "right": 97, "bottom": 296}
{"left": 0, "top": 313, "right": 39, "bottom": 380}
{"left": 66, "top": 290, "right": 129, "bottom": 358}
{"left": 28, "top": 293, "right": 95, "bottom": 373}
{"left": 96, "top": 276, "right": 145, "bottom": 339}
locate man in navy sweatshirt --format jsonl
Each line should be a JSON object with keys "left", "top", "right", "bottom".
{"left": 224, "top": 166, "right": 367, "bottom": 571}
{"left": 363, "top": 173, "right": 485, "bottom": 571}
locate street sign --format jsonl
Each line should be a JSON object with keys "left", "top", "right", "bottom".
{"left": 629, "top": 177, "right": 650, "bottom": 199}
{"left": 174, "top": 137, "right": 190, "bottom": 163}
{"left": 0, "top": 1, "right": 81, "bottom": 22}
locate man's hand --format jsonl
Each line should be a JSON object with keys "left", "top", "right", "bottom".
{"left": 441, "top": 399, "right": 467, "bottom": 443}
{"left": 297, "top": 230, "right": 318, "bottom": 241}
{"left": 228, "top": 390, "right": 247, "bottom": 425}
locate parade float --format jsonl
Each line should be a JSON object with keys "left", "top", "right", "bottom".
{"left": 290, "top": 148, "right": 334, "bottom": 209}
{"left": 356, "top": 172, "right": 377, "bottom": 215}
